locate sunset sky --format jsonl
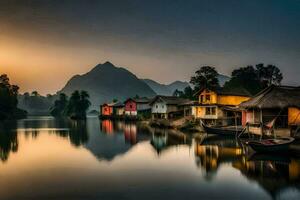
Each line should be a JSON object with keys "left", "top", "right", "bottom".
{"left": 0, "top": 0, "right": 300, "bottom": 95}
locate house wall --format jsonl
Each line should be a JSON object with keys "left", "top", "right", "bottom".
{"left": 151, "top": 102, "right": 167, "bottom": 114}
{"left": 101, "top": 105, "right": 113, "bottom": 116}
{"left": 192, "top": 106, "right": 219, "bottom": 119}
{"left": 115, "top": 107, "right": 124, "bottom": 116}
{"left": 243, "top": 109, "right": 261, "bottom": 124}
{"left": 198, "top": 90, "right": 218, "bottom": 104}
{"left": 166, "top": 105, "right": 179, "bottom": 113}
{"left": 288, "top": 107, "right": 300, "bottom": 125}
{"left": 217, "top": 95, "right": 250, "bottom": 106}
{"left": 125, "top": 100, "right": 137, "bottom": 116}
{"left": 125, "top": 100, "right": 137, "bottom": 112}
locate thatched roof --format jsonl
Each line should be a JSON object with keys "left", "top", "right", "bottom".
{"left": 239, "top": 85, "right": 300, "bottom": 109}
{"left": 149, "top": 95, "right": 190, "bottom": 105}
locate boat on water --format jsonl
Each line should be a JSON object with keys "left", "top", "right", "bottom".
{"left": 201, "top": 121, "right": 245, "bottom": 136}
{"left": 246, "top": 137, "right": 295, "bottom": 153}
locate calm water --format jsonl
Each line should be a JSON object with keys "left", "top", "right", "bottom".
{"left": 0, "top": 117, "right": 299, "bottom": 200}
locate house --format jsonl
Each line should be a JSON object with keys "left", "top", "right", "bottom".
{"left": 192, "top": 87, "right": 251, "bottom": 125}
{"left": 100, "top": 103, "right": 114, "bottom": 117}
{"left": 112, "top": 102, "right": 125, "bottom": 116}
{"left": 124, "top": 97, "right": 151, "bottom": 117}
{"left": 149, "top": 96, "right": 190, "bottom": 119}
{"left": 100, "top": 102, "right": 124, "bottom": 118}
{"left": 239, "top": 85, "right": 300, "bottom": 136}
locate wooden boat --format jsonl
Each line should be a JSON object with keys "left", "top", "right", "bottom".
{"left": 246, "top": 137, "right": 295, "bottom": 153}
{"left": 201, "top": 121, "right": 245, "bottom": 136}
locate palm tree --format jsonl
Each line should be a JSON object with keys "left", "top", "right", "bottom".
{"left": 79, "top": 90, "right": 91, "bottom": 117}
{"left": 66, "top": 90, "right": 91, "bottom": 120}
{"left": 50, "top": 93, "right": 69, "bottom": 117}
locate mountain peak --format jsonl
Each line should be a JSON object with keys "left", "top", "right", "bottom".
{"left": 103, "top": 61, "right": 115, "bottom": 67}
{"left": 89, "top": 61, "right": 117, "bottom": 74}
{"left": 60, "top": 62, "right": 156, "bottom": 110}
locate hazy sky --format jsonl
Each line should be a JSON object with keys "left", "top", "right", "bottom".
{"left": 0, "top": 0, "right": 300, "bottom": 94}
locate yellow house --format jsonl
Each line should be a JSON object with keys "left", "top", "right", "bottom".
{"left": 192, "top": 88, "right": 251, "bottom": 125}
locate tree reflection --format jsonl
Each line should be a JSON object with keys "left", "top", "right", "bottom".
{"left": 0, "top": 121, "right": 18, "bottom": 162}
{"left": 51, "top": 118, "right": 89, "bottom": 147}
{"left": 68, "top": 120, "right": 88, "bottom": 147}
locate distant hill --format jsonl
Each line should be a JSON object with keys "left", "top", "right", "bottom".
{"left": 18, "top": 94, "right": 55, "bottom": 115}
{"left": 59, "top": 62, "right": 156, "bottom": 110}
{"left": 143, "top": 74, "right": 230, "bottom": 95}
{"left": 142, "top": 79, "right": 189, "bottom": 96}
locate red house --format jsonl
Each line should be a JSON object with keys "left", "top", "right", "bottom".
{"left": 100, "top": 103, "right": 114, "bottom": 116}
{"left": 124, "top": 97, "right": 151, "bottom": 116}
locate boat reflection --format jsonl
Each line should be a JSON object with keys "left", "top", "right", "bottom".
{"left": 195, "top": 135, "right": 300, "bottom": 198}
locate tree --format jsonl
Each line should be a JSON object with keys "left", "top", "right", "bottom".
{"left": 190, "top": 66, "right": 220, "bottom": 91}
{"left": 256, "top": 63, "right": 283, "bottom": 87}
{"left": 224, "top": 65, "right": 261, "bottom": 95}
{"left": 173, "top": 89, "right": 184, "bottom": 97}
{"left": 50, "top": 93, "right": 68, "bottom": 117}
{"left": 0, "top": 74, "right": 27, "bottom": 120}
{"left": 79, "top": 90, "right": 91, "bottom": 117}
{"left": 172, "top": 86, "right": 195, "bottom": 100}
{"left": 31, "top": 91, "right": 39, "bottom": 97}
{"left": 224, "top": 64, "right": 284, "bottom": 95}
{"left": 182, "top": 86, "right": 194, "bottom": 99}
{"left": 65, "top": 90, "right": 91, "bottom": 120}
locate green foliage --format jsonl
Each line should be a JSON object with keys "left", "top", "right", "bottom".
{"left": 50, "top": 93, "right": 68, "bottom": 117}
{"left": 51, "top": 90, "right": 91, "bottom": 119}
{"left": 224, "top": 64, "right": 283, "bottom": 95}
{"left": 65, "top": 90, "right": 91, "bottom": 120}
{"left": 224, "top": 65, "right": 261, "bottom": 95}
{"left": 0, "top": 74, "right": 27, "bottom": 120}
{"left": 190, "top": 66, "right": 220, "bottom": 91}
{"left": 20, "top": 92, "right": 53, "bottom": 113}
{"left": 256, "top": 63, "right": 283, "bottom": 87}
{"left": 173, "top": 86, "right": 195, "bottom": 100}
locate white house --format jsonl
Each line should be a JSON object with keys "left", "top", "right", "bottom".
{"left": 149, "top": 96, "right": 190, "bottom": 119}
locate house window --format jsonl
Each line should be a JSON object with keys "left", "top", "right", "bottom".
{"left": 205, "top": 107, "right": 216, "bottom": 115}
{"left": 200, "top": 95, "right": 204, "bottom": 103}
{"left": 129, "top": 105, "right": 133, "bottom": 109}
{"left": 162, "top": 105, "right": 164, "bottom": 109}
{"left": 212, "top": 107, "right": 216, "bottom": 115}
{"left": 156, "top": 105, "right": 158, "bottom": 109}
{"left": 205, "top": 95, "right": 211, "bottom": 102}
{"left": 205, "top": 107, "right": 211, "bottom": 115}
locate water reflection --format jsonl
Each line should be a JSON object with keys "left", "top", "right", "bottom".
{"left": 150, "top": 128, "right": 192, "bottom": 154}
{"left": 195, "top": 135, "right": 243, "bottom": 180}
{"left": 195, "top": 135, "right": 300, "bottom": 199}
{"left": 0, "top": 117, "right": 299, "bottom": 199}
{"left": 0, "top": 121, "right": 18, "bottom": 162}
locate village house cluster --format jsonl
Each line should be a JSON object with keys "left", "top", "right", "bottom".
{"left": 100, "top": 85, "right": 300, "bottom": 137}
